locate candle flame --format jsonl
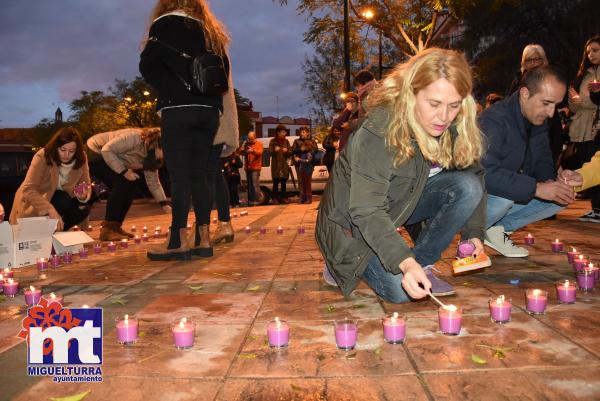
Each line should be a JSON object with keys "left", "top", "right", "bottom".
{"left": 572, "top": 248, "right": 577, "bottom": 252}
{"left": 109, "top": 242, "right": 114, "bottom": 245}
{"left": 4, "top": 268, "right": 10, "bottom": 273}
{"left": 124, "top": 314, "right": 129, "bottom": 321}
{"left": 564, "top": 280, "right": 570, "bottom": 288}
{"left": 181, "top": 317, "right": 187, "bottom": 324}
{"left": 445, "top": 304, "right": 457, "bottom": 312}
{"left": 589, "top": 262, "right": 595, "bottom": 268}
{"left": 29, "top": 286, "right": 35, "bottom": 291}
{"left": 82, "top": 304, "right": 89, "bottom": 308}
{"left": 527, "top": 233, "right": 532, "bottom": 237}
{"left": 8, "top": 278, "right": 14, "bottom": 284}
{"left": 50, "top": 292, "right": 56, "bottom": 299}
{"left": 532, "top": 289, "right": 541, "bottom": 297}
{"left": 496, "top": 295, "right": 505, "bottom": 304}
{"left": 554, "top": 239, "right": 559, "bottom": 243}
{"left": 0, "top": 274, "right": 3, "bottom": 280}
{"left": 275, "top": 316, "right": 281, "bottom": 328}
{"left": 579, "top": 255, "right": 584, "bottom": 261}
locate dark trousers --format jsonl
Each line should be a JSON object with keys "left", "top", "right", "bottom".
{"left": 300, "top": 172, "right": 312, "bottom": 202}
{"left": 202, "top": 144, "right": 230, "bottom": 222}
{"left": 90, "top": 157, "right": 135, "bottom": 223}
{"left": 574, "top": 141, "right": 600, "bottom": 210}
{"left": 225, "top": 176, "right": 240, "bottom": 206}
{"left": 50, "top": 190, "right": 90, "bottom": 231}
{"left": 161, "top": 106, "right": 219, "bottom": 239}
{"left": 272, "top": 177, "right": 287, "bottom": 200}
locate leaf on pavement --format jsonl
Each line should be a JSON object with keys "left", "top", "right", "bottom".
{"left": 471, "top": 354, "right": 487, "bottom": 365}
{"left": 50, "top": 390, "right": 91, "bottom": 401}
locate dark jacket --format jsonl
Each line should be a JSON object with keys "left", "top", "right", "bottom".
{"left": 480, "top": 92, "right": 555, "bottom": 203}
{"left": 316, "top": 107, "right": 486, "bottom": 297}
{"left": 222, "top": 154, "right": 243, "bottom": 182}
{"left": 322, "top": 133, "right": 339, "bottom": 168}
{"left": 269, "top": 137, "right": 292, "bottom": 179}
{"left": 332, "top": 109, "right": 359, "bottom": 151}
{"left": 139, "top": 13, "right": 227, "bottom": 111}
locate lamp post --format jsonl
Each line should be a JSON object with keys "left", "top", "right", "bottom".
{"left": 343, "top": 0, "right": 351, "bottom": 91}
{"left": 362, "top": 9, "right": 383, "bottom": 79}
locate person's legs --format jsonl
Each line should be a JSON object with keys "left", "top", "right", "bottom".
{"left": 50, "top": 191, "right": 90, "bottom": 231}
{"left": 485, "top": 195, "right": 515, "bottom": 229}
{"left": 494, "top": 198, "right": 564, "bottom": 232}
{"left": 272, "top": 178, "right": 280, "bottom": 202}
{"left": 304, "top": 173, "right": 312, "bottom": 203}
{"left": 361, "top": 255, "right": 411, "bottom": 303}
{"left": 280, "top": 177, "right": 288, "bottom": 201}
{"left": 204, "top": 145, "right": 231, "bottom": 222}
{"left": 107, "top": 173, "right": 135, "bottom": 224}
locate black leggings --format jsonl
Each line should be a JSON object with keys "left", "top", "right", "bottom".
{"left": 202, "top": 144, "right": 231, "bottom": 222}
{"left": 50, "top": 190, "right": 90, "bottom": 231}
{"left": 161, "top": 106, "right": 219, "bottom": 246}
{"left": 89, "top": 157, "right": 135, "bottom": 223}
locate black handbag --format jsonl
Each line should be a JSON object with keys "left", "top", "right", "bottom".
{"left": 149, "top": 36, "right": 228, "bottom": 96}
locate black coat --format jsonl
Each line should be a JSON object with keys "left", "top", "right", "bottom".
{"left": 139, "top": 14, "right": 227, "bottom": 111}
{"left": 480, "top": 92, "right": 556, "bottom": 203}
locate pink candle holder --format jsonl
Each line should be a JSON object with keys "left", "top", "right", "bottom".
{"left": 567, "top": 248, "right": 580, "bottom": 264}
{"left": 488, "top": 295, "right": 511, "bottom": 323}
{"left": 2, "top": 268, "right": 13, "bottom": 279}
{"left": 87, "top": 225, "right": 93, "bottom": 231}
{"left": 244, "top": 226, "right": 251, "bottom": 234}
{"left": 142, "top": 226, "right": 148, "bottom": 233}
{"left": 93, "top": 243, "right": 102, "bottom": 254}
{"left": 267, "top": 317, "right": 290, "bottom": 348}
{"left": 172, "top": 318, "right": 195, "bottom": 349}
{"left": 130, "top": 225, "right": 136, "bottom": 233}
{"left": 260, "top": 227, "right": 267, "bottom": 235}
{"left": 438, "top": 306, "right": 462, "bottom": 335}
{"left": 24, "top": 286, "right": 42, "bottom": 306}
{"left": 551, "top": 239, "right": 564, "bottom": 253}
{"left": 334, "top": 320, "right": 357, "bottom": 350}
{"left": 62, "top": 252, "right": 73, "bottom": 264}
{"left": 573, "top": 255, "right": 588, "bottom": 272}
{"left": 142, "top": 234, "right": 149, "bottom": 242}
{"left": 120, "top": 239, "right": 129, "bottom": 249}
{"left": 186, "top": 223, "right": 192, "bottom": 231}
{"left": 116, "top": 315, "right": 138, "bottom": 345}
{"left": 134, "top": 235, "right": 141, "bottom": 244}
{"left": 298, "top": 226, "right": 305, "bottom": 234}
{"left": 525, "top": 289, "right": 547, "bottom": 314}
{"left": 577, "top": 269, "right": 595, "bottom": 291}
{"left": 382, "top": 312, "right": 406, "bottom": 344}
{"left": 79, "top": 247, "right": 89, "bottom": 259}
{"left": 212, "top": 217, "right": 217, "bottom": 224}
{"left": 524, "top": 233, "right": 535, "bottom": 245}
{"left": 44, "top": 292, "right": 63, "bottom": 306}
{"left": 72, "top": 225, "right": 80, "bottom": 231}
{"left": 240, "top": 210, "right": 248, "bottom": 216}
{"left": 233, "top": 212, "right": 238, "bottom": 218}
{"left": 277, "top": 226, "right": 283, "bottom": 234}
{"left": 556, "top": 280, "right": 576, "bottom": 304}
{"left": 37, "top": 257, "right": 49, "bottom": 272}
{"left": 457, "top": 240, "right": 476, "bottom": 258}
{"left": 2, "top": 278, "right": 19, "bottom": 297}
{"left": 50, "top": 254, "right": 61, "bottom": 268}
{"left": 153, "top": 230, "right": 160, "bottom": 239}
{"left": 107, "top": 242, "right": 117, "bottom": 252}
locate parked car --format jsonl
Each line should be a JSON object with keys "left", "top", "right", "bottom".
{"left": 0, "top": 149, "right": 34, "bottom": 218}
{"left": 239, "top": 136, "right": 329, "bottom": 204}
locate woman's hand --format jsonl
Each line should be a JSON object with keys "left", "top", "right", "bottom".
{"left": 569, "top": 87, "right": 583, "bottom": 105}
{"left": 400, "top": 257, "right": 431, "bottom": 299}
{"left": 48, "top": 208, "right": 64, "bottom": 231}
{"left": 123, "top": 169, "right": 140, "bottom": 181}
{"left": 470, "top": 238, "right": 485, "bottom": 256}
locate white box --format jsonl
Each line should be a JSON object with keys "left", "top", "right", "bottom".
{"left": 0, "top": 217, "right": 57, "bottom": 269}
{"left": 52, "top": 231, "right": 94, "bottom": 255}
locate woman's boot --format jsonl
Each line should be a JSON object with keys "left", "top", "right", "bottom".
{"left": 189, "top": 223, "right": 213, "bottom": 257}
{"left": 99, "top": 221, "right": 125, "bottom": 241}
{"left": 211, "top": 220, "right": 234, "bottom": 245}
{"left": 147, "top": 227, "right": 191, "bottom": 261}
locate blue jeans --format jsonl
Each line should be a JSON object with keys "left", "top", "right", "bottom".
{"left": 486, "top": 195, "right": 564, "bottom": 232}
{"left": 246, "top": 170, "right": 260, "bottom": 203}
{"left": 361, "top": 170, "right": 484, "bottom": 303}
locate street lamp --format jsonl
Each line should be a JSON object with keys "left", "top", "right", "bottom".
{"left": 361, "top": 9, "right": 383, "bottom": 79}
{"left": 143, "top": 91, "right": 150, "bottom": 96}
{"left": 343, "top": 0, "right": 351, "bottom": 92}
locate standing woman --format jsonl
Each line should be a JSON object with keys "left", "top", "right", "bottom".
{"left": 568, "top": 35, "right": 600, "bottom": 223}
{"left": 292, "top": 126, "right": 317, "bottom": 203}
{"left": 269, "top": 125, "right": 292, "bottom": 204}
{"left": 10, "top": 127, "right": 91, "bottom": 231}
{"left": 140, "top": 0, "right": 231, "bottom": 260}
{"left": 316, "top": 48, "right": 486, "bottom": 302}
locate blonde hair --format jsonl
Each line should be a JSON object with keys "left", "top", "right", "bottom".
{"left": 520, "top": 44, "right": 548, "bottom": 73}
{"left": 147, "top": 0, "right": 230, "bottom": 56}
{"left": 367, "top": 48, "right": 483, "bottom": 169}
{"left": 140, "top": 127, "right": 161, "bottom": 149}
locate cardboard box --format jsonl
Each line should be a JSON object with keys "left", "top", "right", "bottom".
{"left": 52, "top": 231, "right": 94, "bottom": 255}
{"left": 0, "top": 217, "right": 57, "bottom": 269}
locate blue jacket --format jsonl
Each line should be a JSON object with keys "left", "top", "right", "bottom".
{"left": 480, "top": 92, "right": 555, "bottom": 204}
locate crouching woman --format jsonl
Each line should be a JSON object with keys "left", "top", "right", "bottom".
{"left": 316, "top": 48, "right": 486, "bottom": 303}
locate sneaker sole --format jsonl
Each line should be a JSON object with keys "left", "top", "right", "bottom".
{"left": 578, "top": 217, "right": 600, "bottom": 223}
{"left": 484, "top": 240, "right": 529, "bottom": 258}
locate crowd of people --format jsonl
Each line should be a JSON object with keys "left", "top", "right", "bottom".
{"left": 7, "top": 0, "right": 599, "bottom": 304}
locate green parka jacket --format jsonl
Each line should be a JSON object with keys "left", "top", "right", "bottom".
{"left": 315, "top": 107, "right": 486, "bottom": 297}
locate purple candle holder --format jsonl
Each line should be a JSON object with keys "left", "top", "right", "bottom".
{"left": 551, "top": 240, "right": 564, "bottom": 253}
{"left": 130, "top": 226, "right": 136, "bottom": 233}
{"left": 556, "top": 280, "right": 576, "bottom": 304}
{"left": 260, "top": 227, "right": 267, "bottom": 235}
{"left": 382, "top": 312, "right": 406, "bottom": 344}
{"left": 142, "top": 234, "right": 149, "bottom": 242}
{"left": 577, "top": 269, "right": 595, "bottom": 291}
{"left": 573, "top": 256, "right": 588, "bottom": 272}
{"left": 79, "top": 247, "right": 89, "bottom": 259}
{"left": 524, "top": 234, "right": 535, "bottom": 245}
{"left": 62, "top": 252, "right": 73, "bottom": 264}
{"left": 120, "top": 239, "right": 129, "bottom": 249}
{"left": 116, "top": 315, "right": 138, "bottom": 345}
{"left": 142, "top": 226, "right": 148, "bottom": 233}
{"left": 298, "top": 226, "right": 305, "bottom": 234}
{"left": 172, "top": 318, "right": 195, "bottom": 349}
{"left": 2, "top": 279, "right": 19, "bottom": 297}
{"left": 334, "top": 320, "right": 357, "bottom": 350}
{"left": 107, "top": 242, "right": 117, "bottom": 252}
{"left": 457, "top": 240, "right": 475, "bottom": 258}
{"left": 36, "top": 257, "right": 49, "bottom": 272}
{"left": 93, "top": 243, "right": 102, "bottom": 254}
{"left": 50, "top": 254, "right": 61, "bottom": 268}
{"left": 267, "top": 317, "right": 289, "bottom": 348}
{"left": 244, "top": 226, "right": 251, "bottom": 234}
{"left": 488, "top": 296, "right": 511, "bottom": 323}
{"left": 438, "top": 306, "right": 462, "bottom": 335}
{"left": 276, "top": 226, "right": 284, "bottom": 234}
{"left": 134, "top": 235, "right": 141, "bottom": 244}
{"left": 2, "top": 268, "right": 13, "bottom": 279}
{"left": 24, "top": 286, "right": 42, "bottom": 306}
{"left": 567, "top": 249, "right": 580, "bottom": 264}
{"left": 525, "top": 289, "right": 547, "bottom": 314}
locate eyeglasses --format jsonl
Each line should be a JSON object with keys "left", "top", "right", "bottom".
{"left": 524, "top": 57, "right": 543, "bottom": 64}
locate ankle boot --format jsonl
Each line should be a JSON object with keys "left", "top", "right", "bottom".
{"left": 116, "top": 224, "right": 134, "bottom": 238}
{"left": 189, "top": 223, "right": 213, "bottom": 257}
{"left": 147, "top": 228, "right": 191, "bottom": 261}
{"left": 99, "top": 221, "right": 126, "bottom": 241}
{"left": 211, "top": 220, "right": 234, "bottom": 245}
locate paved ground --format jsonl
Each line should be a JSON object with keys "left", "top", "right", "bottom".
{"left": 1, "top": 198, "right": 600, "bottom": 401}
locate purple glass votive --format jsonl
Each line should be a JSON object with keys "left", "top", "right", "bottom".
{"left": 2, "top": 279, "right": 19, "bottom": 297}
{"left": 524, "top": 234, "right": 535, "bottom": 245}
{"left": 244, "top": 226, "right": 251, "bottom": 234}
{"left": 298, "top": 226, "right": 305, "bottom": 234}
{"left": 577, "top": 269, "right": 595, "bottom": 291}
{"left": 567, "top": 249, "right": 580, "bottom": 264}
{"left": 50, "top": 254, "right": 61, "bottom": 268}
{"left": 142, "top": 234, "right": 149, "bottom": 242}
{"left": 383, "top": 312, "right": 406, "bottom": 344}
{"left": 93, "top": 243, "right": 102, "bottom": 254}
{"left": 573, "top": 256, "right": 589, "bottom": 272}
{"left": 260, "top": 227, "right": 267, "bottom": 235}
{"left": 525, "top": 289, "right": 547, "bottom": 314}
{"left": 277, "top": 226, "right": 284, "bottom": 234}
{"left": 267, "top": 317, "right": 290, "bottom": 348}
{"left": 438, "top": 306, "right": 462, "bottom": 335}
{"left": 457, "top": 240, "right": 475, "bottom": 258}
{"left": 24, "top": 286, "right": 42, "bottom": 306}
{"left": 120, "top": 239, "right": 129, "bottom": 249}
{"left": 556, "top": 280, "right": 576, "bottom": 304}
{"left": 134, "top": 235, "right": 141, "bottom": 244}
{"left": 116, "top": 315, "right": 138, "bottom": 345}
{"left": 79, "top": 247, "right": 89, "bottom": 259}
{"left": 551, "top": 240, "right": 564, "bottom": 253}
{"left": 172, "top": 318, "right": 195, "bottom": 349}
{"left": 107, "top": 242, "right": 117, "bottom": 252}
{"left": 2, "top": 268, "right": 13, "bottom": 279}
{"left": 489, "top": 296, "right": 511, "bottom": 323}
{"left": 62, "top": 252, "right": 73, "bottom": 264}
{"left": 335, "top": 320, "right": 358, "bottom": 350}
{"left": 36, "top": 257, "right": 49, "bottom": 272}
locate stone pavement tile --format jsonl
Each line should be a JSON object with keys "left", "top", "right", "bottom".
{"left": 102, "top": 322, "right": 248, "bottom": 378}
{"left": 185, "top": 260, "right": 280, "bottom": 283}
{"left": 256, "top": 290, "right": 384, "bottom": 322}
{"left": 523, "top": 366, "right": 600, "bottom": 400}
{"left": 217, "top": 376, "right": 428, "bottom": 401}
{"left": 229, "top": 320, "right": 414, "bottom": 378}
{"left": 404, "top": 313, "right": 598, "bottom": 373}
{"left": 11, "top": 377, "right": 221, "bottom": 401}
{"left": 543, "top": 311, "right": 600, "bottom": 357}
{"left": 136, "top": 293, "right": 266, "bottom": 324}
{"left": 274, "top": 263, "right": 322, "bottom": 281}
{"left": 423, "top": 370, "right": 551, "bottom": 401}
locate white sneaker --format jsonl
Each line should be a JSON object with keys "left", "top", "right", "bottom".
{"left": 484, "top": 226, "right": 529, "bottom": 257}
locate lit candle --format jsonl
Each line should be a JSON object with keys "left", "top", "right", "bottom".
{"left": 0, "top": 273, "right": 4, "bottom": 284}
{"left": 142, "top": 233, "right": 149, "bottom": 242}
{"left": 186, "top": 223, "right": 192, "bottom": 231}
{"left": 382, "top": 312, "right": 406, "bottom": 344}
{"left": 573, "top": 254, "right": 588, "bottom": 271}
{"left": 489, "top": 295, "right": 511, "bottom": 323}
{"left": 155, "top": 226, "right": 161, "bottom": 233}
{"left": 108, "top": 242, "right": 117, "bottom": 252}
{"left": 2, "top": 268, "right": 13, "bottom": 278}
{"left": 79, "top": 247, "right": 89, "bottom": 259}
{"left": 24, "top": 285, "right": 42, "bottom": 306}
{"left": 87, "top": 224, "right": 93, "bottom": 231}
{"left": 524, "top": 233, "right": 535, "bottom": 245}
{"left": 334, "top": 320, "right": 358, "bottom": 350}
{"left": 395, "top": 227, "right": 402, "bottom": 234}
{"left": 93, "top": 243, "right": 102, "bottom": 254}
{"left": 298, "top": 226, "right": 305, "bottom": 234}
{"left": 567, "top": 248, "right": 580, "bottom": 264}
{"left": 44, "top": 292, "right": 63, "bottom": 306}
{"left": 577, "top": 268, "right": 595, "bottom": 291}
{"left": 142, "top": 226, "right": 148, "bottom": 233}
{"left": 62, "top": 252, "right": 73, "bottom": 264}
{"left": 2, "top": 278, "right": 19, "bottom": 297}
{"left": 212, "top": 217, "right": 217, "bottom": 224}
{"left": 267, "top": 316, "right": 290, "bottom": 348}
{"left": 277, "top": 225, "right": 283, "bottom": 234}
{"left": 260, "top": 227, "right": 267, "bottom": 235}
{"left": 36, "top": 257, "right": 49, "bottom": 272}
{"left": 525, "top": 289, "right": 548, "bottom": 314}
{"left": 551, "top": 239, "right": 564, "bottom": 253}
{"left": 172, "top": 317, "right": 195, "bottom": 349}
{"left": 73, "top": 225, "right": 80, "bottom": 231}
{"left": 116, "top": 314, "right": 138, "bottom": 345}
{"left": 134, "top": 235, "right": 141, "bottom": 244}
{"left": 240, "top": 210, "right": 248, "bottom": 216}
{"left": 457, "top": 240, "right": 476, "bottom": 258}
{"left": 233, "top": 212, "right": 238, "bottom": 218}
{"left": 50, "top": 254, "right": 61, "bottom": 268}
{"left": 587, "top": 262, "right": 599, "bottom": 281}
{"left": 244, "top": 226, "right": 251, "bottom": 234}
{"left": 438, "top": 305, "right": 462, "bottom": 335}
{"left": 556, "top": 280, "right": 576, "bottom": 304}
{"left": 130, "top": 225, "right": 136, "bottom": 233}
{"left": 120, "top": 239, "right": 129, "bottom": 249}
